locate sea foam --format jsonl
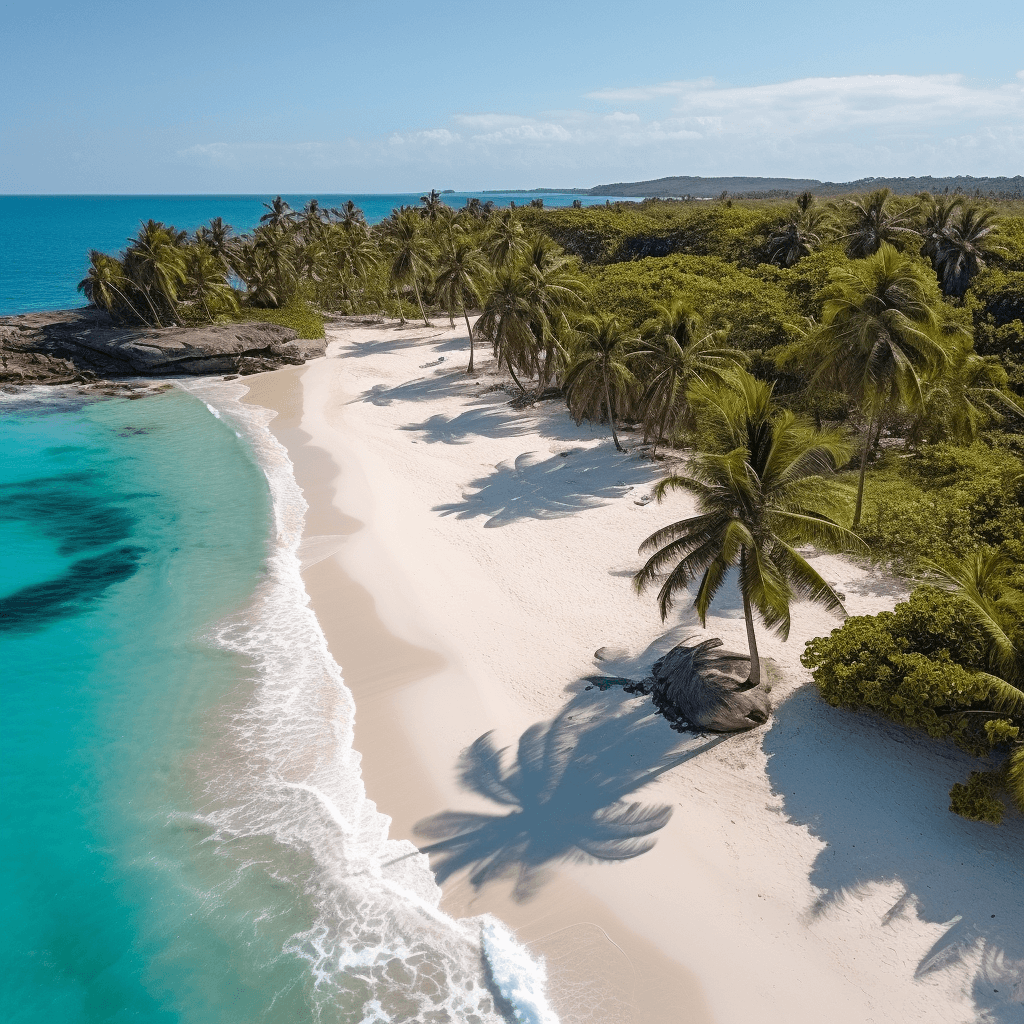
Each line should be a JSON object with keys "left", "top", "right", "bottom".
{"left": 177, "top": 379, "right": 558, "bottom": 1024}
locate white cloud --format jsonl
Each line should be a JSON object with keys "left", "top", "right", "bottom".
{"left": 169, "top": 73, "right": 1024, "bottom": 190}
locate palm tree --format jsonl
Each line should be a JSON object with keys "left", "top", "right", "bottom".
{"left": 233, "top": 226, "right": 297, "bottom": 308}
{"left": 634, "top": 301, "right": 746, "bottom": 454}
{"left": 933, "top": 204, "right": 998, "bottom": 298}
{"left": 919, "top": 194, "right": 963, "bottom": 265}
{"left": 910, "top": 346, "right": 1024, "bottom": 443}
{"left": 383, "top": 209, "right": 435, "bottom": 326}
{"left": 485, "top": 209, "right": 528, "bottom": 269}
{"left": 184, "top": 244, "right": 238, "bottom": 321}
{"left": 522, "top": 235, "right": 586, "bottom": 393}
{"left": 562, "top": 316, "right": 637, "bottom": 452}
{"left": 475, "top": 268, "right": 539, "bottom": 391}
{"left": 77, "top": 250, "right": 150, "bottom": 325}
{"left": 260, "top": 196, "right": 296, "bottom": 230}
{"left": 794, "top": 243, "right": 952, "bottom": 527}
{"left": 328, "top": 227, "right": 380, "bottom": 307}
{"left": 843, "top": 189, "right": 919, "bottom": 258}
{"left": 766, "top": 204, "right": 833, "bottom": 268}
{"left": 331, "top": 200, "right": 367, "bottom": 232}
{"left": 196, "top": 217, "right": 235, "bottom": 271}
{"left": 122, "top": 221, "right": 187, "bottom": 327}
{"left": 434, "top": 239, "right": 489, "bottom": 372}
{"left": 633, "top": 372, "right": 863, "bottom": 687}
{"left": 420, "top": 189, "right": 446, "bottom": 221}
{"left": 297, "top": 199, "right": 327, "bottom": 242}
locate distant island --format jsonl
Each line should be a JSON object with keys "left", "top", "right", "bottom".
{"left": 485, "top": 174, "right": 1024, "bottom": 198}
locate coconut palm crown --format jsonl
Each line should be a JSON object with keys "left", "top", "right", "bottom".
{"left": 634, "top": 371, "right": 863, "bottom": 687}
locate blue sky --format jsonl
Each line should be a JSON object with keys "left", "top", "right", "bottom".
{"left": 3, "top": 0, "right": 1022, "bottom": 192}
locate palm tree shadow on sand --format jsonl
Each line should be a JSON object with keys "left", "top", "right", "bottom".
{"left": 414, "top": 690, "right": 721, "bottom": 901}
{"left": 433, "top": 448, "right": 659, "bottom": 528}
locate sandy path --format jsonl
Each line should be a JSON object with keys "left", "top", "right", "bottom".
{"left": 243, "top": 318, "right": 1023, "bottom": 1024}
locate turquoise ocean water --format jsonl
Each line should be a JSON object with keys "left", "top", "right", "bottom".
{"left": 0, "top": 193, "right": 631, "bottom": 317}
{"left": 1, "top": 382, "right": 555, "bottom": 1023}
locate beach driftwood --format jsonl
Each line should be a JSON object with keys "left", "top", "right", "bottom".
{"left": 651, "top": 638, "right": 771, "bottom": 732}
{"left": 0, "top": 308, "right": 326, "bottom": 383}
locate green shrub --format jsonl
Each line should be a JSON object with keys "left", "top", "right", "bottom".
{"left": 803, "top": 587, "right": 1022, "bottom": 822}
{"left": 231, "top": 298, "right": 325, "bottom": 339}
{"left": 949, "top": 771, "right": 1006, "bottom": 824}
{"left": 851, "top": 443, "right": 1024, "bottom": 568}
{"left": 582, "top": 254, "right": 802, "bottom": 350}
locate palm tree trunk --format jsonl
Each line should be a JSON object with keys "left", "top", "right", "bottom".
{"left": 741, "top": 549, "right": 762, "bottom": 687}
{"left": 654, "top": 399, "right": 671, "bottom": 458}
{"left": 463, "top": 307, "right": 475, "bottom": 373}
{"left": 505, "top": 354, "right": 526, "bottom": 393}
{"left": 393, "top": 284, "right": 406, "bottom": 325}
{"left": 852, "top": 409, "right": 878, "bottom": 528}
{"left": 872, "top": 415, "right": 885, "bottom": 452}
{"left": 139, "top": 286, "right": 164, "bottom": 328}
{"left": 604, "top": 370, "right": 624, "bottom": 452}
{"left": 412, "top": 278, "right": 430, "bottom": 326}
{"left": 110, "top": 285, "right": 151, "bottom": 327}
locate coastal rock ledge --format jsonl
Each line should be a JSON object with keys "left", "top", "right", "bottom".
{"left": 0, "top": 308, "right": 326, "bottom": 384}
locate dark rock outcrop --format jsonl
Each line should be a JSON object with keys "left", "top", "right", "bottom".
{"left": 650, "top": 638, "right": 771, "bottom": 732}
{"left": 0, "top": 308, "right": 326, "bottom": 384}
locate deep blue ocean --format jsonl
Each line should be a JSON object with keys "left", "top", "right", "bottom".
{"left": 0, "top": 192, "right": 630, "bottom": 317}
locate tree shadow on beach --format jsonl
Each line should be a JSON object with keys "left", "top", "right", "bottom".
{"left": 356, "top": 371, "right": 465, "bottom": 407}
{"left": 415, "top": 690, "right": 718, "bottom": 901}
{"left": 433, "top": 447, "right": 659, "bottom": 528}
{"left": 400, "top": 404, "right": 536, "bottom": 445}
{"left": 765, "top": 688, "right": 1024, "bottom": 1019}
{"left": 341, "top": 326, "right": 458, "bottom": 360}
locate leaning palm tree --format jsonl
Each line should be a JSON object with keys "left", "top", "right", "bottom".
{"left": 78, "top": 250, "right": 150, "bottom": 325}
{"left": 933, "top": 203, "right": 999, "bottom": 298}
{"left": 634, "top": 371, "right": 863, "bottom": 687}
{"left": 383, "top": 209, "right": 435, "bottom": 326}
{"left": 562, "top": 316, "right": 637, "bottom": 452}
{"left": 791, "top": 243, "right": 952, "bottom": 526}
{"left": 434, "top": 239, "right": 489, "bottom": 372}
{"left": 122, "top": 221, "right": 188, "bottom": 326}
{"left": 843, "top": 189, "right": 919, "bottom": 258}
{"left": 634, "top": 301, "right": 746, "bottom": 454}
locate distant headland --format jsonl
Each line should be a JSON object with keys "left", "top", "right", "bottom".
{"left": 484, "top": 174, "right": 1024, "bottom": 198}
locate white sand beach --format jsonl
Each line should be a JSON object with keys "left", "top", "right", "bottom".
{"left": 242, "top": 319, "right": 1024, "bottom": 1024}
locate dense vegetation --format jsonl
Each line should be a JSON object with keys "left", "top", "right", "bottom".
{"left": 79, "top": 187, "right": 1024, "bottom": 822}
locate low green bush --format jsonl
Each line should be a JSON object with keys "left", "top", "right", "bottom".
{"left": 852, "top": 442, "right": 1024, "bottom": 569}
{"left": 803, "top": 588, "right": 1022, "bottom": 823}
{"left": 231, "top": 299, "right": 325, "bottom": 339}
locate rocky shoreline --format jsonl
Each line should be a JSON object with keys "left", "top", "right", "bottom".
{"left": 0, "top": 308, "right": 326, "bottom": 386}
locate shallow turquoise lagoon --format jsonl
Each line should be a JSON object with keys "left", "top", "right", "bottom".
{"left": 0, "top": 387, "right": 314, "bottom": 1022}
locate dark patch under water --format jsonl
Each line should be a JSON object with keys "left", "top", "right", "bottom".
{"left": 0, "top": 545, "right": 146, "bottom": 632}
